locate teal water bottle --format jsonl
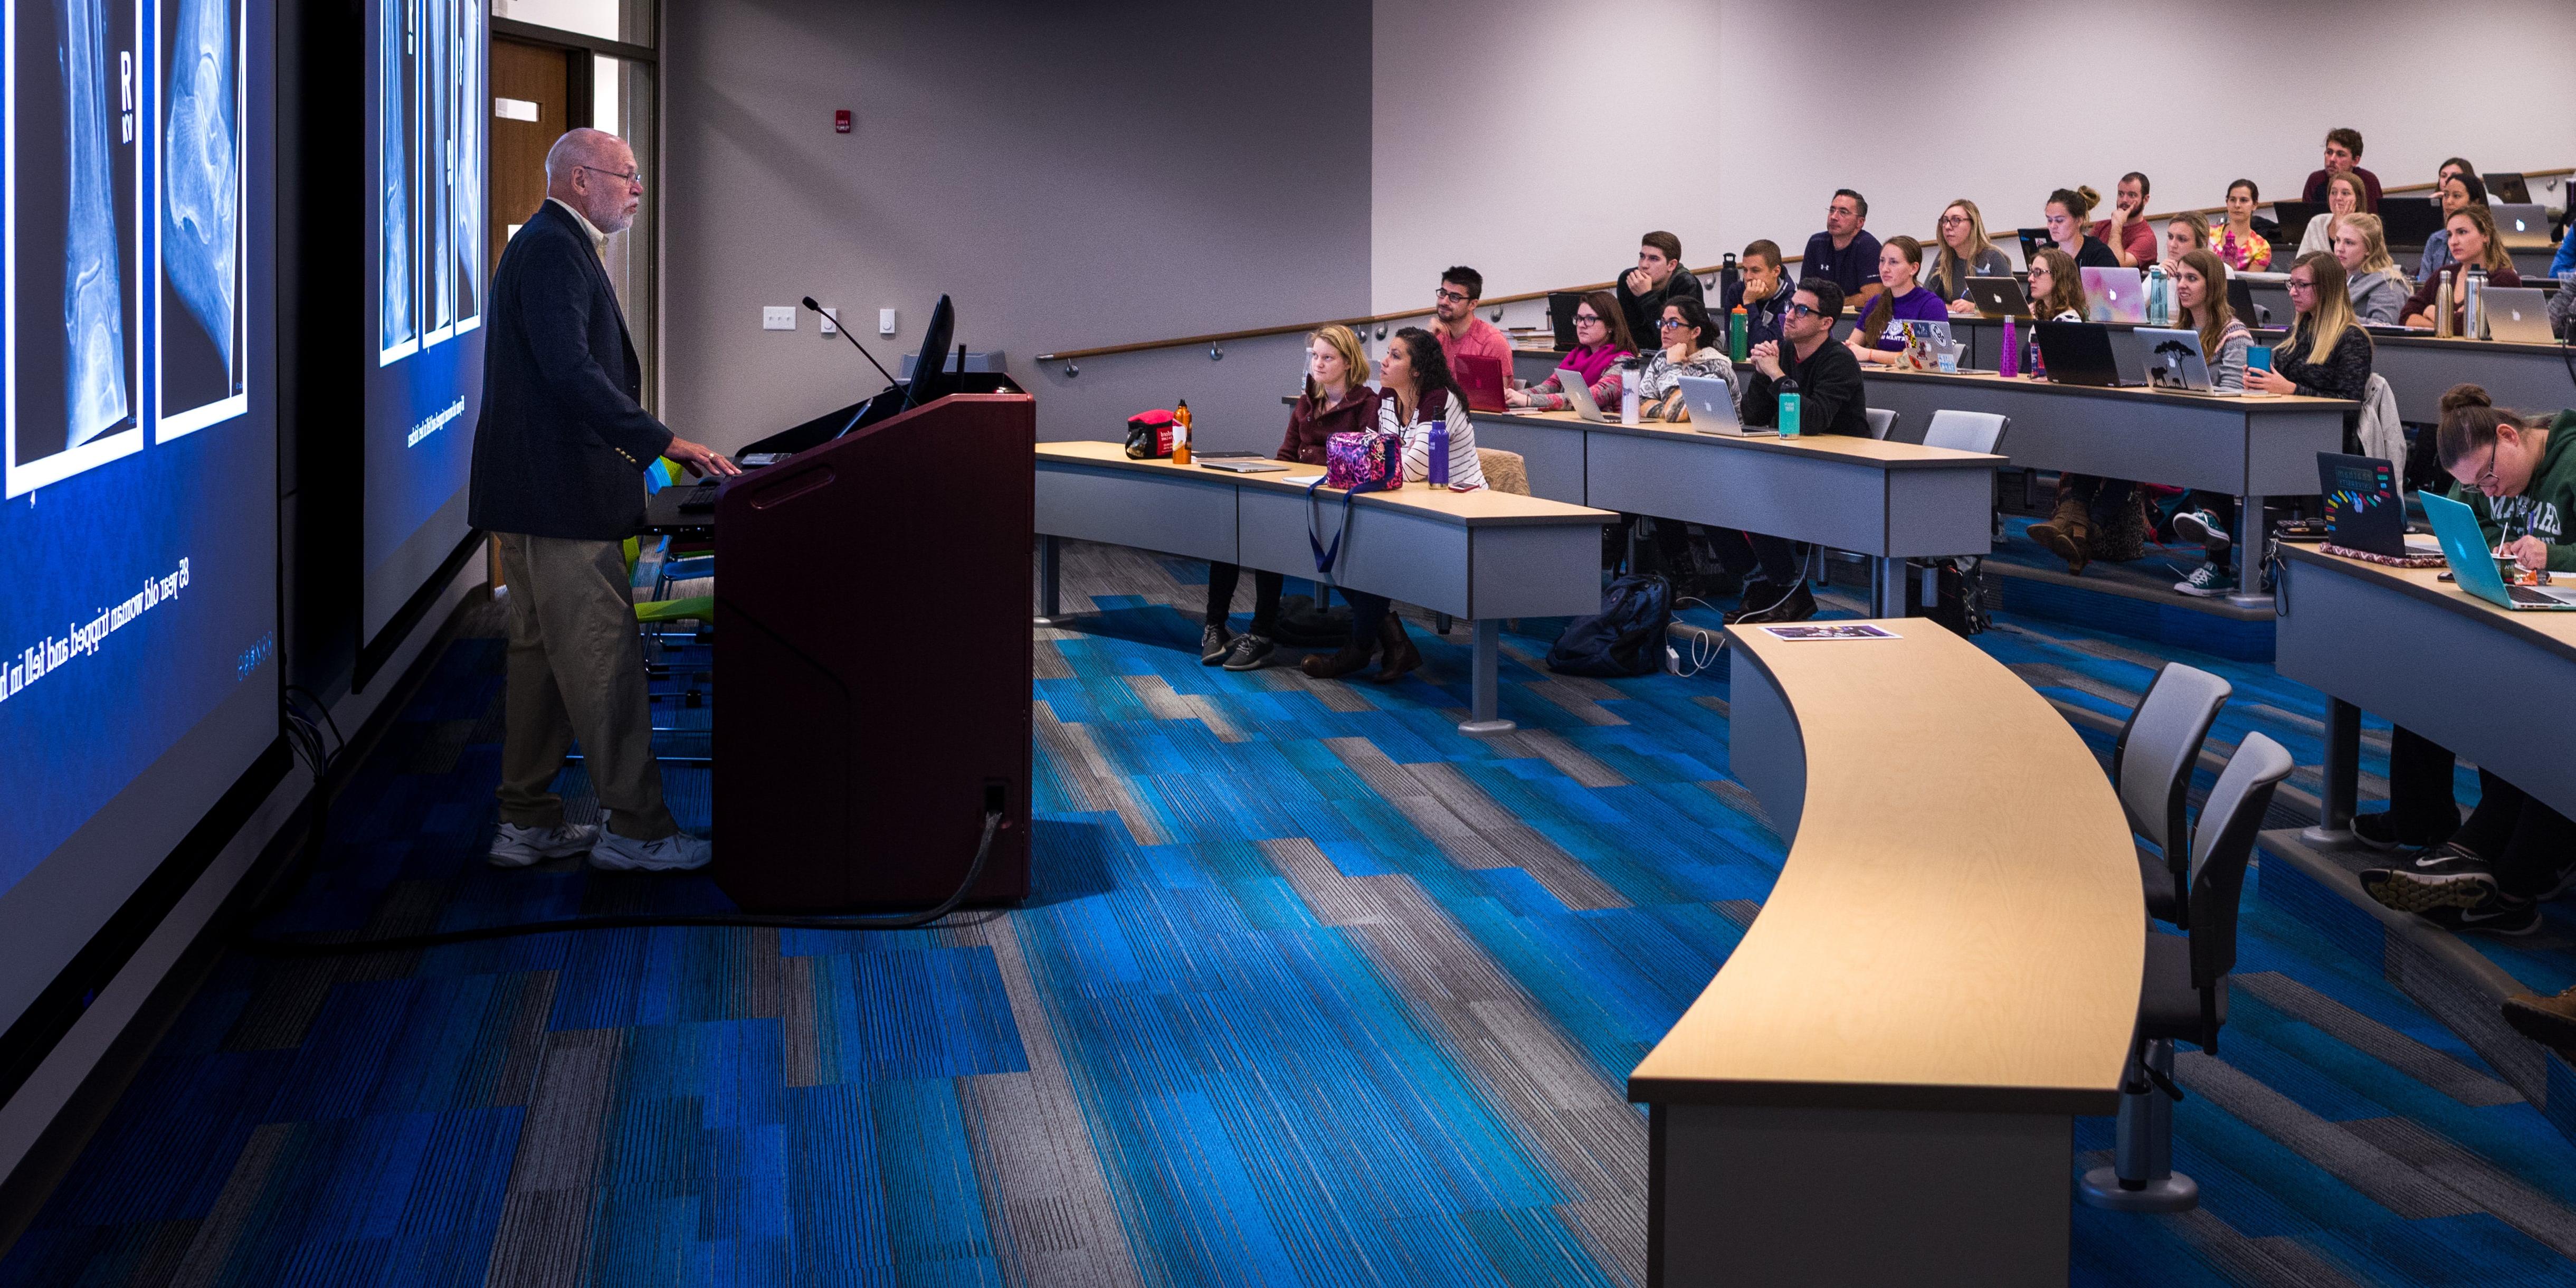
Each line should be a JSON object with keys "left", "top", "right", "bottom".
{"left": 1779, "top": 377, "right": 1801, "bottom": 437}
{"left": 1729, "top": 306, "right": 1748, "bottom": 361}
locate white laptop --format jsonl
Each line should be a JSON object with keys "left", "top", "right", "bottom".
{"left": 2483, "top": 287, "right": 2556, "bottom": 343}
{"left": 2492, "top": 203, "right": 2554, "bottom": 251}
{"left": 2134, "top": 327, "right": 2216, "bottom": 391}
{"left": 1674, "top": 374, "right": 1769, "bottom": 434}
{"left": 1554, "top": 367, "right": 1615, "bottom": 423}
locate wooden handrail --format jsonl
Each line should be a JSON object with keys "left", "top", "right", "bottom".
{"left": 1033, "top": 166, "right": 2573, "bottom": 365}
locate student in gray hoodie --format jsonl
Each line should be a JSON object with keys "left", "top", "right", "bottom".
{"left": 2333, "top": 215, "right": 2411, "bottom": 325}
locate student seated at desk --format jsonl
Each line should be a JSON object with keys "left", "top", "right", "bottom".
{"left": 2335, "top": 214, "right": 2412, "bottom": 325}
{"left": 1303, "top": 328, "right": 1486, "bottom": 681}
{"left": 2355, "top": 387, "right": 2576, "bottom": 935}
{"left": 2300, "top": 127, "right": 2383, "bottom": 211}
{"left": 1719, "top": 240, "right": 1794, "bottom": 347}
{"left": 1845, "top": 237, "right": 1948, "bottom": 365}
{"left": 2092, "top": 172, "right": 2159, "bottom": 269}
{"left": 2212, "top": 179, "right": 2273, "bottom": 272}
{"left": 1428, "top": 264, "right": 1514, "bottom": 381}
{"left": 2043, "top": 187, "right": 2122, "bottom": 268}
{"left": 1636, "top": 297, "right": 1739, "bottom": 419}
{"left": 2295, "top": 170, "right": 2368, "bottom": 257}
{"left": 1712, "top": 278, "right": 1866, "bottom": 626}
{"left": 1801, "top": 190, "right": 1882, "bottom": 304}
{"left": 2157, "top": 214, "right": 2211, "bottom": 277}
{"left": 1924, "top": 199, "right": 2012, "bottom": 314}
{"left": 2402, "top": 205, "right": 2520, "bottom": 331}
{"left": 2552, "top": 217, "right": 2576, "bottom": 281}
{"left": 2413, "top": 166, "right": 2483, "bottom": 285}
{"left": 1201, "top": 324, "right": 1380, "bottom": 673}
{"left": 1615, "top": 231, "right": 1705, "bottom": 358}
{"left": 2024, "top": 248, "right": 2086, "bottom": 323}
{"left": 1506, "top": 290, "right": 1634, "bottom": 412}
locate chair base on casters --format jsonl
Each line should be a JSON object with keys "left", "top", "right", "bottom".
{"left": 2076, "top": 1167, "right": 2199, "bottom": 1211}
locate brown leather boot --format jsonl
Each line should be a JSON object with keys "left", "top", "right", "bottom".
{"left": 2503, "top": 986, "right": 2576, "bottom": 1064}
{"left": 1372, "top": 612, "right": 1422, "bottom": 683}
{"left": 2026, "top": 495, "right": 2094, "bottom": 574}
{"left": 1300, "top": 639, "right": 1376, "bottom": 679}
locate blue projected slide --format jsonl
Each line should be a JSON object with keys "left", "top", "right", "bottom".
{"left": 1, "top": 0, "right": 274, "bottom": 904}
{"left": 363, "top": 0, "right": 482, "bottom": 643}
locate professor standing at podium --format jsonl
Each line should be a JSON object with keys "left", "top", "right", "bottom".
{"left": 469, "top": 127, "right": 737, "bottom": 873}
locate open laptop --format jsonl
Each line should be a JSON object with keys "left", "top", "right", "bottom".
{"left": 2033, "top": 321, "right": 2141, "bottom": 387}
{"left": 2316, "top": 452, "right": 2415, "bottom": 556}
{"left": 2014, "top": 228, "right": 2051, "bottom": 266}
{"left": 1675, "top": 374, "right": 1769, "bottom": 434}
{"left": 2135, "top": 327, "right": 2217, "bottom": 392}
{"left": 2225, "top": 277, "right": 2271, "bottom": 327}
{"left": 2081, "top": 267, "right": 2149, "bottom": 323}
{"left": 2493, "top": 203, "right": 2554, "bottom": 251}
{"left": 2483, "top": 172, "right": 2533, "bottom": 205}
{"left": 1964, "top": 276, "right": 2030, "bottom": 317}
{"left": 2483, "top": 287, "right": 2556, "bottom": 343}
{"left": 2379, "top": 198, "right": 2446, "bottom": 248}
{"left": 2421, "top": 490, "right": 2576, "bottom": 610}
{"left": 2271, "top": 200, "right": 2326, "bottom": 237}
{"left": 1452, "top": 354, "right": 1509, "bottom": 412}
{"left": 1547, "top": 292, "right": 1584, "bottom": 350}
{"left": 1553, "top": 367, "right": 1615, "bottom": 423}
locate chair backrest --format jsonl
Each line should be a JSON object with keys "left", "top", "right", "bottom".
{"left": 1865, "top": 408, "right": 1897, "bottom": 440}
{"left": 2113, "top": 662, "right": 2232, "bottom": 861}
{"left": 2184, "top": 731, "right": 2294, "bottom": 991}
{"left": 1922, "top": 410, "right": 2009, "bottom": 454}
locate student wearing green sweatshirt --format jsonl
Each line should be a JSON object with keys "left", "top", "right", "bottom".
{"left": 2357, "top": 386, "right": 2576, "bottom": 935}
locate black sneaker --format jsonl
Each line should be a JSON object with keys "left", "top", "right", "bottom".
{"left": 2359, "top": 842, "right": 2499, "bottom": 913}
{"left": 2350, "top": 810, "right": 2454, "bottom": 853}
{"left": 1727, "top": 581, "right": 1818, "bottom": 626}
{"left": 1200, "top": 623, "right": 1234, "bottom": 665}
{"left": 1220, "top": 633, "right": 1277, "bottom": 671}
{"left": 2423, "top": 895, "right": 2542, "bottom": 936}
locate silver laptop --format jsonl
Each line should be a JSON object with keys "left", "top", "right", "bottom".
{"left": 1674, "top": 374, "right": 1768, "bottom": 434}
{"left": 1554, "top": 367, "right": 1614, "bottom": 423}
{"left": 1964, "top": 276, "right": 2030, "bottom": 317}
{"left": 2483, "top": 286, "right": 2556, "bottom": 343}
{"left": 2134, "top": 327, "right": 2216, "bottom": 391}
{"left": 2492, "top": 203, "right": 2554, "bottom": 251}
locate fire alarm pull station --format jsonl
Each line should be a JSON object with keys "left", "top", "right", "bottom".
{"left": 834, "top": 110, "right": 852, "bottom": 134}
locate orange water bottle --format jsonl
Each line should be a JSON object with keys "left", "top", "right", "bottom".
{"left": 1172, "top": 400, "right": 1192, "bottom": 464}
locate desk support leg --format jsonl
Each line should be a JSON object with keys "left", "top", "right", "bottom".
{"left": 1458, "top": 619, "right": 1515, "bottom": 736}
{"left": 2302, "top": 697, "right": 2362, "bottom": 844}
{"left": 1872, "top": 556, "right": 1908, "bottom": 618}
{"left": 1034, "top": 535, "right": 1063, "bottom": 625}
{"left": 2226, "top": 493, "right": 2271, "bottom": 608}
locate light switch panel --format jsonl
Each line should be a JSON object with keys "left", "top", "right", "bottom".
{"left": 819, "top": 306, "right": 839, "bottom": 336}
{"left": 879, "top": 308, "right": 898, "bottom": 336}
{"left": 763, "top": 306, "right": 795, "bottom": 331}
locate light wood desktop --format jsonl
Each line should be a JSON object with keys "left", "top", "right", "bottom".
{"left": 1031, "top": 441, "right": 1614, "bottom": 732}
{"left": 1629, "top": 622, "right": 2140, "bottom": 1286}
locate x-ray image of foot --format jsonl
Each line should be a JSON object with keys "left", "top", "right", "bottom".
{"left": 165, "top": 0, "right": 237, "bottom": 369}
{"left": 380, "top": 0, "right": 411, "bottom": 354}
{"left": 61, "top": 0, "right": 131, "bottom": 447}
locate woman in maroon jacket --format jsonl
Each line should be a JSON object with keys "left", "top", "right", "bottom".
{"left": 1202, "top": 325, "right": 1380, "bottom": 671}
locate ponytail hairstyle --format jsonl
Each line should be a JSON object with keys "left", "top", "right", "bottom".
{"left": 2287, "top": 252, "right": 2358, "bottom": 368}
{"left": 2176, "top": 248, "right": 2235, "bottom": 357}
{"left": 1857, "top": 236, "right": 1925, "bottom": 340}
{"left": 2028, "top": 248, "right": 2087, "bottom": 320}
{"left": 2436, "top": 384, "right": 2547, "bottom": 473}
{"left": 2048, "top": 185, "right": 2100, "bottom": 223}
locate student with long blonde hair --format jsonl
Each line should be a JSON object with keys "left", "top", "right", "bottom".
{"left": 1924, "top": 199, "right": 2011, "bottom": 312}
{"left": 2403, "top": 204, "right": 2521, "bottom": 331}
{"left": 2333, "top": 214, "right": 2410, "bottom": 324}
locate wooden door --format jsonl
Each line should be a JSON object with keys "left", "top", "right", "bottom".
{"left": 489, "top": 39, "right": 572, "bottom": 277}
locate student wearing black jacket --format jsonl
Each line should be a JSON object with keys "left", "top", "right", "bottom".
{"left": 1614, "top": 231, "right": 1705, "bottom": 355}
{"left": 1716, "top": 278, "right": 1868, "bottom": 624}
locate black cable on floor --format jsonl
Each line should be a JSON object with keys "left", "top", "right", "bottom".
{"left": 236, "top": 810, "right": 1004, "bottom": 958}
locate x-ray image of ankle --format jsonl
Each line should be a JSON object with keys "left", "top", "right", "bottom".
{"left": 61, "top": 0, "right": 130, "bottom": 447}
{"left": 165, "top": 0, "right": 238, "bottom": 368}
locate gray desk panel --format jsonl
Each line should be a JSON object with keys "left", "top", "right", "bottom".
{"left": 1884, "top": 466, "right": 2004, "bottom": 555}
{"left": 1472, "top": 416, "right": 1587, "bottom": 503}
{"left": 1237, "top": 489, "right": 1471, "bottom": 618}
{"left": 2370, "top": 341, "right": 2575, "bottom": 425}
{"left": 1861, "top": 377, "right": 2343, "bottom": 496}
{"left": 1035, "top": 463, "right": 1239, "bottom": 563}
{"left": 1586, "top": 433, "right": 1888, "bottom": 554}
{"left": 1513, "top": 349, "right": 1566, "bottom": 386}
{"left": 1470, "top": 523, "right": 1612, "bottom": 620}
{"left": 2277, "top": 557, "right": 2576, "bottom": 819}
{"left": 1724, "top": 649, "right": 1805, "bottom": 838}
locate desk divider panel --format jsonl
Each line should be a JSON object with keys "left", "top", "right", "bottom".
{"left": 1235, "top": 489, "right": 1474, "bottom": 618}
{"left": 1034, "top": 463, "right": 1241, "bottom": 565}
{"left": 1470, "top": 417, "right": 1588, "bottom": 504}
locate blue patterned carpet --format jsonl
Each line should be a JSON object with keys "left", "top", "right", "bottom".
{"left": 3, "top": 542, "right": 2573, "bottom": 1286}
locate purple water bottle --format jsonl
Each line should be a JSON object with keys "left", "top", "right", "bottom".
{"left": 1428, "top": 419, "right": 1451, "bottom": 490}
{"left": 1999, "top": 315, "right": 2019, "bottom": 378}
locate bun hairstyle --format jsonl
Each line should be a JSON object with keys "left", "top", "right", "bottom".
{"left": 2048, "top": 186, "right": 2099, "bottom": 222}
{"left": 2436, "top": 383, "right": 2543, "bottom": 471}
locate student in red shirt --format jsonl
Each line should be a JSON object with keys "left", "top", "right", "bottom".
{"left": 2090, "top": 172, "right": 2159, "bottom": 268}
{"left": 1427, "top": 266, "right": 1513, "bottom": 404}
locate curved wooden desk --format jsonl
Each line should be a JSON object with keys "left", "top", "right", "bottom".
{"left": 1630, "top": 622, "right": 2141, "bottom": 1286}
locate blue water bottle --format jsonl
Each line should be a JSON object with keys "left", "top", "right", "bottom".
{"left": 1778, "top": 377, "right": 1802, "bottom": 437}
{"left": 1428, "top": 419, "right": 1450, "bottom": 490}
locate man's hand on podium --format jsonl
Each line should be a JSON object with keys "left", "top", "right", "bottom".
{"left": 668, "top": 437, "right": 743, "bottom": 478}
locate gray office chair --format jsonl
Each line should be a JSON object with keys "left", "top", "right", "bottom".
{"left": 2114, "top": 662, "right": 2233, "bottom": 928}
{"left": 1921, "top": 409, "right": 2008, "bottom": 454}
{"left": 2077, "top": 732, "right": 2291, "bottom": 1215}
{"left": 1865, "top": 407, "right": 1897, "bottom": 440}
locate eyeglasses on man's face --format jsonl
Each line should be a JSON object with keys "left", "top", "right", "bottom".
{"left": 1785, "top": 303, "right": 1822, "bottom": 319}
{"left": 1434, "top": 288, "right": 1470, "bottom": 304}
{"left": 578, "top": 163, "right": 645, "bottom": 188}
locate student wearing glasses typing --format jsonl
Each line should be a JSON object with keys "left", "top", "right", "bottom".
{"left": 2355, "top": 386, "right": 2576, "bottom": 936}
{"left": 1711, "top": 278, "right": 1866, "bottom": 626}
{"left": 1506, "top": 291, "right": 1636, "bottom": 412}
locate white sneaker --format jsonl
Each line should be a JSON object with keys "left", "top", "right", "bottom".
{"left": 489, "top": 821, "right": 601, "bottom": 868}
{"left": 588, "top": 829, "right": 713, "bottom": 872}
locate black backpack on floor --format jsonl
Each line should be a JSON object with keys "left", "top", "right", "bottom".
{"left": 1547, "top": 575, "right": 1671, "bottom": 677}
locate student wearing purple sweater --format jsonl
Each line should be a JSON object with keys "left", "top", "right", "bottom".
{"left": 1845, "top": 236, "right": 1948, "bottom": 366}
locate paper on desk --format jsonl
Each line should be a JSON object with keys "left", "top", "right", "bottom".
{"left": 1281, "top": 475, "right": 1326, "bottom": 485}
{"left": 1760, "top": 623, "right": 1899, "bottom": 641}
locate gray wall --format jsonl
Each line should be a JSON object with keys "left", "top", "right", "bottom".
{"left": 662, "top": 0, "right": 1374, "bottom": 452}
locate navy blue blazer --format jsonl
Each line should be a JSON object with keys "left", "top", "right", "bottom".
{"left": 468, "top": 198, "right": 674, "bottom": 540}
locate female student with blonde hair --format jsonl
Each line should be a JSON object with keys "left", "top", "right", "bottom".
{"left": 2158, "top": 214, "right": 2210, "bottom": 276}
{"left": 1924, "top": 199, "right": 2011, "bottom": 311}
{"left": 2333, "top": 214, "right": 2410, "bottom": 324}
{"left": 2295, "top": 170, "right": 2368, "bottom": 257}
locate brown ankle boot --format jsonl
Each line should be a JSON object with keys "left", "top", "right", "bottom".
{"left": 2503, "top": 986, "right": 2576, "bottom": 1064}
{"left": 1372, "top": 613, "right": 1421, "bottom": 682}
{"left": 2027, "top": 496, "right": 2094, "bottom": 574}
{"left": 1300, "top": 639, "right": 1376, "bottom": 679}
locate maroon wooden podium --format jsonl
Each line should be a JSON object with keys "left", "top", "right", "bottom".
{"left": 711, "top": 394, "right": 1033, "bottom": 911}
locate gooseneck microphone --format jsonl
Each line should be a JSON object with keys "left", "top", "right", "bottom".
{"left": 802, "top": 296, "right": 901, "bottom": 386}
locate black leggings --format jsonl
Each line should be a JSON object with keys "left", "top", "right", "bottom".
{"left": 1710, "top": 528, "right": 1800, "bottom": 590}
{"left": 1205, "top": 563, "right": 1284, "bottom": 635}
{"left": 1343, "top": 590, "right": 1393, "bottom": 647}
{"left": 2065, "top": 474, "right": 2135, "bottom": 519}
{"left": 2384, "top": 725, "right": 2576, "bottom": 897}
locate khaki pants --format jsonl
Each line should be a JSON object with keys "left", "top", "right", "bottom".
{"left": 495, "top": 533, "right": 676, "bottom": 841}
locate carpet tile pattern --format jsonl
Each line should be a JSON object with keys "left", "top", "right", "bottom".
{"left": 2, "top": 542, "right": 2573, "bottom": 1286}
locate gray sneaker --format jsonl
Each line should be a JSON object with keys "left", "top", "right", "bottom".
{"left": 589, "top": 830, "right": 713, "bottom": 872}
{"left": 1220, "top": 633, "right": 1277, "bottom": 671}
{"left": 489, "top": 821, "right": 601, "bottom": 868}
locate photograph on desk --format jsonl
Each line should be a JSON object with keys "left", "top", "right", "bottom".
{"left": 8, "top": 0, "right": 147, "bottom": 498}
{"left": 155, "top": 0, "right": 248, "bottom": 441}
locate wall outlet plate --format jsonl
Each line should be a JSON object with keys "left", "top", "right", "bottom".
{"left": 819, "top": 306, "right": 838, "bottom": 336}
{"left": 763, "top": 306, "right": 795, "bottom": 331}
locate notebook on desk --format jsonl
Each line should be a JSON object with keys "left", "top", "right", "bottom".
{"left": 1675, "top": 375, "right": 1771, "bottom": 434}
{"left": 2421, "top": 490, "right": 2576, "bottom": 610}
{"left": 2135, "top": 327, "right": 2216, "bottom": 392}
{"left": 1554, "top": 368, "right": 1616, "bottom": 423}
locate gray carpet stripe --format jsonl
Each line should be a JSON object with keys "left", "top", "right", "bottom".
{"left": 480, "top": 1189, "right": 590, "bottom": 1288}
{"left": 220, "top": 961, "right": 339, "bottom": 1053}
{"left": 2340, "top": 1116, "right": 2576, "bottom": 1259}
{"left": 1712, "top": 901, "right": 1762, "bottom": 929}
{"left": 1034, "top": 638, "right": 1076, "bottom": 680}
{"left": 1123, "top": 674, "right": 1197, "bottom": 723}
{"left": 482, "top": 1029, "right": 623, "bottom": 1286}
{"left": 119, "top": 1221, "right": 198, "bottom": 1288}
{"left": 1488, "top": 728, "right": 1630, "bottom": 789}
{"left": 2382, "top": 934, "right": 2555, "bottom": 1105}
{"left": 488, "top": 971, "right": 560, "bottom": 1108}
{"left": 165, "top": 1121, "right": 289, "bottom": 1288}
{"left": 2173, "top": 1052, "right": 2480, "bottom": 1220}
{"left": 2168, "top": 1207, "right": 2369, "bottom": 1288}
{"left": 1393, "top": 761, "right": 1627, "bottom": 912}
{"left": 2236, "top": 972, "right": 2522, "bottom": 1107}
{"left": 1555, "top": 1195, "right": 1647, "bottom": 1288}
{"left": 782, "top": 955, "right": 823, "bottom": 1089}
{"left": 1256, "top": 664, "right": 1376, "bottom": 714}
{"left": 1259, "top": 838, "right": 1392, "bottom": 928}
